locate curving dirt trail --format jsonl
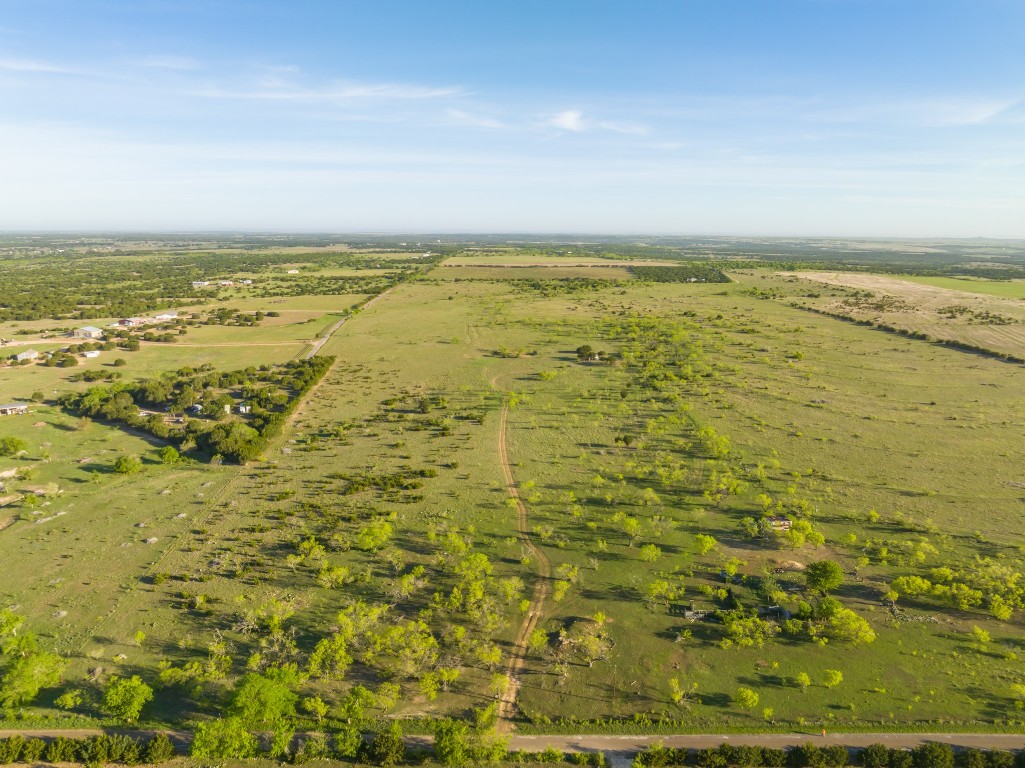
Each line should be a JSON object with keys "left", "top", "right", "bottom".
{"left": 493, "top": 380, "right": 551, "bottom": 729}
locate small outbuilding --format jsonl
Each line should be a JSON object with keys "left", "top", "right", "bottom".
{"left": 0, "top": 403, "right": 28, "bottom": 416}
{"left": 82, "top": 350, "right": 101, "bottom": 359}
{"left": 14, "top": 349, "right": 39, "bottom": 362}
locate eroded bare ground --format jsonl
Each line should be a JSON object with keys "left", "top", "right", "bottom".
{"left": 782, "top": 271, "right": 1025, "bottom": 359}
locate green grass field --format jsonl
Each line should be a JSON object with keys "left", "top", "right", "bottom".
{"left": 442, "top": 254, "right": 669, "bottom": 267}
{"left": 3, "top": 262, "right": 1025, "bottom": 734}
{"left": 900, "top": 275, "right": 1025, "bottom": 298}
{"left": 439, "top": 266, "right": 634, "bottom": 280}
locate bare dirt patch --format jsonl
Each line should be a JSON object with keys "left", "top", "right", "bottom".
{"left": 785, "top": 271, "right": 1025, "bottom": 358}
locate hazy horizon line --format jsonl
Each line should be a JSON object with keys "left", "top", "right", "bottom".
{"left": 2, "top": 229, "right": 1024, "bottom": 243}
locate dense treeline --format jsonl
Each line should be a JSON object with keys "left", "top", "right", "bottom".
{"left": 56, "top": 356, "right": 334, "bottom": 462}
{"left": 630, "top": 265, "right": 731, "bottom": 283}
{"left": 0, "top": 734, "right": 176, "bottom": 766}
{"left": 511, "top": 278, "right": 612, "bottom": 296}
{"left": 2, "top": 731, "right": 1024, "bottom": 768}
{"left": 0, "top": 247, "right": 438, "bottom": 321}
{"left": 632, "top": 740, "right": 1022, "bottom": 768}
{"left": 445, "top": 235, "right": 1025, "bottom": 272}
{"left": 257, "top": 274, "right": 395, "bottom": 299}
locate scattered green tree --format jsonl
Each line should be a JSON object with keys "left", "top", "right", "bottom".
{"left": 102, "top": 675, "right": 154, "bottom": 723}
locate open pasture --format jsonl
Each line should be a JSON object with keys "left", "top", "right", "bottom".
{"left": 438, "top": 266, "right": 634, "bottom": 281}
{"left": 223, "top": 294, "right": 372, "bottom": 313}
{"left": 0, "top": 406, "right": 239, "bottom": 659}
{"left": 899, "top": 275, "right": 1025, "bottom": 299}
{"left": 478, "top": 278, "right": 1025, "bottom": 728}
{"left": 3, "top": 258, "right": 1025, "bottom": 735}
{"left": 442, "top": 254, "right": 674, "bottom": 267}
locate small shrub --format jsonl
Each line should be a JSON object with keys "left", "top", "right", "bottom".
{"left": 859, "top": 744, "right": 889, "bottom": 768}
{"left": 537, "top": 746, "right": 566, "bottom": 763}
{"left": 695, "top": 746, "right": 728, "bottom": 768}
{"left": 114, "top": 454, "right": 143, "bottom": 474}
{"left": 108, "top": 734, "right": 141, "bottom": 765}
{"left": 0, "top": 736, "right": 24, "bottom": 764}
{"left": 0, "top": 437, "right": 27, "bottom": 458}
{"left": 988, "top": 752, "right": 1015, "bottom": 768}
{"left": 293, "top": 734, "right": 330, "bottom": 764}
{"left": 55, "top": 689, "right": 84, "bottom": 710}
{"left": 912, "top": 743, "right": 954, "bottom": 768}
{"left": 78, "top": 734, "right": 112, "bottom": 767}
{"left": 333, "top": 725, "right": 362, "bottom": 759}
{"left": 46, "top": 737, "right": 78, "bottom": 763}
{"left": 143, "top": 733, "right": 177, "bottom": 764}
{"left": 369, "top": 723, "right": 405, "bottom": 767}
{"left": 191, "top": 717, "right": 258, "bottom": 759}
{"left": 956, "top": 749, "right": 988, "bottom": 768}
{"left": 822, "top": 745, "right": 848, "bottom": 768}
{"left": 21, "top": 738, "right": 46, "bottom": 762}
{"left": 891, "top": 750, "right": 915, "bottom": 768}
{"left": 158, "top": 446, "right": 180, "bottom": 464}
{"left": 793, "top": 742, "right": 823, "bottom": 768}
{"left": 715, "top": 744, "right": 762, "bottom": 768}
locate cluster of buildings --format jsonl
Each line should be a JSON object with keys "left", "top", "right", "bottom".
{"left": 192, "top": 279, "right": 252, "bottom": 288}
{"left": 10, "top": 346, "right": 99, "bottom": 364}
{"left": 107, "top": 311, "right": 179, "bottom": 330}
{"left": 67, "top": 312, "right": 181, "bottom": 340}
{"left": 47, "top": 313, "right": 178, "bottom": 346}
{"left": 7, "top": 311, "right": 184, "bottom": 366}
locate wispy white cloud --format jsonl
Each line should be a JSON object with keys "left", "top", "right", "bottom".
{"left": 547, "top": 109, "right": 586, "bottom": 132}
{"left": 932, "top": 98, "right": 1021, "bottom": 126}
{"left": 445, "top": 109, "right": 504, "bottom": 129}
{"left": 543, "top": 110, "right": 649, "bottom": 136}
{"left": 193, "top": 79, "right": 460, "bottom": 103}
{"left": 3, "top": 120, "right": 1024, "bottom": 236}
{"left": 811, "top": 96, "right": 1023, "bottom": 127}
{"left": 132, "top": 55, "right": 200, "bottom": 71}
{"left": 0, "top": 57, "right": 82, "bottom": 74}
{"left": 598, "top": 120, "right": 649, "bottom": 135}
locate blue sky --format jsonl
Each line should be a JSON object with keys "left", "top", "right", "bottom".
{"left": 1, "top": 0, "right": 1024, "bottom": 235}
